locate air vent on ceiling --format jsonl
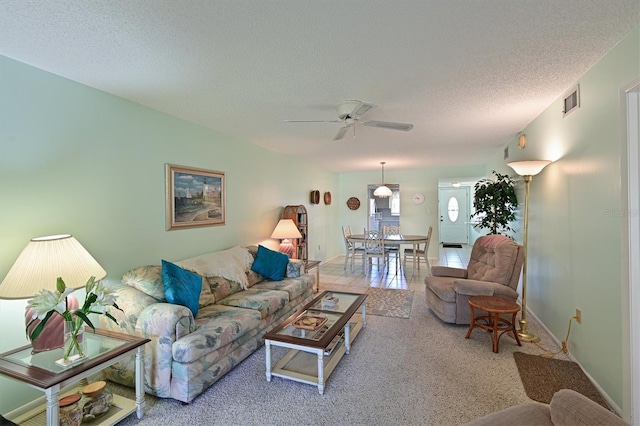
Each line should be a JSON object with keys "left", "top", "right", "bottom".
{"left": 563, "top": 84, "right": 580, "bottom": 117}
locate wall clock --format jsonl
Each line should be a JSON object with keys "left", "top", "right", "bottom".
{"left": 346, "top": 197, "right": 360, "bottom": 210}
{"left": 412, "top": 193, "right": 425, "bottom": 205}
{"left": 324, "top": 192, "right": 332, "bottom": 205}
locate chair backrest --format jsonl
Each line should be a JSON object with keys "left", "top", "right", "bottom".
{"left": 423, "top": 226, "right": 433, "bottom": 252}
{"left": 466, "top": 235, "right": 524, "bottom": 290}
{"left": 383, "top": 225, "right": 401, "bottom": 236}
{"left": 364, "top": 231, "right": 385, "bottom": 253}
{"left": 342, "top": 226, "right": 353, "bottom": 250}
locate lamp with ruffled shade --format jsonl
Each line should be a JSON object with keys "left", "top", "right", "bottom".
{"left": 0, "top": 234, "right": 106, "bottom": 352}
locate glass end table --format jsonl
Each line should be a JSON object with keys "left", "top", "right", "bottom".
{"left": 0, "top": 328, "right": 149, "bottom": 426}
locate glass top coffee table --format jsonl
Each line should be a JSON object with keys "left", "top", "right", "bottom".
{"left": 263, "top": 291, "right": 367, "bottom": 394}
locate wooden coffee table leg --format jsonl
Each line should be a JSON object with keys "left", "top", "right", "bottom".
{"left": 465, "top": 304, "right": 476, "bottom": 339}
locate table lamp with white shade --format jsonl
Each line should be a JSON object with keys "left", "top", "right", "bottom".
{"left": 270, "top": 219, "right": 302, "bottom": 258}
{"left": 0, "top": 234, "right": 107, "bottom": 351}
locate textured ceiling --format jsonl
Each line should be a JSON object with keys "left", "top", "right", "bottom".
{"left": 1, "top": 1, "right": 638, "bottom": 172}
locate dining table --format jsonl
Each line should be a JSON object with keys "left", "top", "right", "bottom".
{"left": 347, "top": 234, "right": 429, "bottom": 276}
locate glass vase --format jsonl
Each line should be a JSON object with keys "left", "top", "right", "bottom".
{"left": 63, "top": 319, "right": 86, "bottom": 362}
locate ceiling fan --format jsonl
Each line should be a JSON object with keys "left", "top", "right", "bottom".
{"left": 285, "top": 100, "right": 414, "bottom": 141}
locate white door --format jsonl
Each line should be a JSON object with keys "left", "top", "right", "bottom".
{"left": 439, "top": 187, "right": 469, "bottom": 244}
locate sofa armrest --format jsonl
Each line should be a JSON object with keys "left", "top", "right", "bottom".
{"left": 431, "top": 265, "right": 467, "bottom": 278}
{"left": 101, "top": 284, "right": 159, "bottom": 335}
{"left": 101, "top": 284, "right": 196, "bottom": 398}
{"left": 550, "top": 389, "right": 629, "bottom": 426}
{"left": 136, "top": 303, "right": 195, "bottom": 341}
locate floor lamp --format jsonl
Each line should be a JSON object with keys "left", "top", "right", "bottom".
{"left": 507, "top": 160, "right": 551, "bottom": 343}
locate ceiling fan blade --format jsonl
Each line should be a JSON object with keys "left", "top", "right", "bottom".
{"left": 333, "top": 126, "right": 349, "bottom": 141}
{"left": 363, "top": 120, "right": 413, "bottom": 131}
{"left": 284, "top": 119, "right": 341, "bottom": 123}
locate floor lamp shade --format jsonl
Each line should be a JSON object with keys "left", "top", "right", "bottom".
{"left": 271, "top": 219, "right": 302, "bottom": 258}
{"left": 507, "top": 160, "right": 551, "bottom": 177}
{"left": 0, "top": 234, "right": 107, "bottom": 299}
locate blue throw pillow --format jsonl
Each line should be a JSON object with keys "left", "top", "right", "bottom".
{"left": 162, "top": 260, "right": 202, "bottom": 317}
{"left": 250, "top": 245, "right": 289, "bottom": 281}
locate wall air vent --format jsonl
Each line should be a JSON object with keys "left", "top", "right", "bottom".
{"left": 563, "top": 84, "right": 580, "bottom": 117}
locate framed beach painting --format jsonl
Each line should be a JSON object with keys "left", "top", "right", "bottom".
{"left": 165, "top": 164, "right": 225, "bottom": 230}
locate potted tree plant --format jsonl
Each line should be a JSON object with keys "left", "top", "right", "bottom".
{"left": 471, "top": 170, "right": 518, "bottom": 236}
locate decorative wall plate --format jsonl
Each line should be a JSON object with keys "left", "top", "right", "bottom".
{"left": 346, "top": 197, "right": 360, "bottom": 210}
{"left": 324, "top": 192, "right": 332, "bottom": 205}
{"left": 310, "top": 190, "right": 320, "bottom": 204}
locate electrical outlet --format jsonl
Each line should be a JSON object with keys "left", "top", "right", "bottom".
{"left": 318, "top": 245, "right": 321, "bottom": 251}
{"left": 575, "top": 308, "right": 582, "bottom": 324}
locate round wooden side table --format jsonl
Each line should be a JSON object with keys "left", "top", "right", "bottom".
{"left": 465, "top": 295, "right": 522, "bottom": 353}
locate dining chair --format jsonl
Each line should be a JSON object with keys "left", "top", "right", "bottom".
{"left": 342, "top": 226, "right": 364, "bottom": 271}
{"left": 403, "top": 226, "right": 432, "bottom": 273}
{"left": 382, "top": 225, "right": 401, "bottom": 270}
{"left": 363, "top": 230, "right": 388, "bottom": 274}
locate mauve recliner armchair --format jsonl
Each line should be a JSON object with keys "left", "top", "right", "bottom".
{"left": 424, "top": 234, "right": 524, "bottom": 324}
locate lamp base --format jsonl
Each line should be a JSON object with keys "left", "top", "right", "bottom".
{"left": 517, "top": 319, "right": 540, "bottom": 343}
{"left": 278, "top": 239, "right": 295, "bottom": 258}
{"left": 26, "top": 294, "right": 79, "bottom": 353}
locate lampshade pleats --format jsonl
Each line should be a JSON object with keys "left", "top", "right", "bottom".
{"left": 270, "top": 219, "right": 302, "bottom": 239}
{"left": 0, "top": 234, "right": 106, "bottom": 299}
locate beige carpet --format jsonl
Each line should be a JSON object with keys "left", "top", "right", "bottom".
{"left": 105, "top": 292, "right": 600, "bottom": 426}
{"left": 513, "top": 352, "right": 611, "bottom": 410}
{"left": 364, "top": 288, "right": 413, "bottom": 318}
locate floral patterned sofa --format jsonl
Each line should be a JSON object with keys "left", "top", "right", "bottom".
{"left": 99, "top": 245, "right": 315, "bottom": 403}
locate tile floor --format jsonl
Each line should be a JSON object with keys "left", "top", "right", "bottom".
{"left": 317, "top": 243, "right": 472, "bottom": 293}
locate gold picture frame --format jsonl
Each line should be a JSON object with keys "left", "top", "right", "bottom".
{"left": 165, "top": 164, "right": 225, "bottom": 230}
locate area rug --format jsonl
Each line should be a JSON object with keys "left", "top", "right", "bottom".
{"left": 364, "top": 288, "right": 414, "bottom": 318}
{"left": 513, "top": 352, "right": 610, "bottom": 409}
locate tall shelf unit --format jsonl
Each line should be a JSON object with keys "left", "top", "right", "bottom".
{"left": 281, "top": 205, "right": 308, "bottom": 262}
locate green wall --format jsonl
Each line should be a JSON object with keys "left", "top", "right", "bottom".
{"left": 0, "top": 55, "right": 339, "bottom": 412}
{"left": 485, "top": 25, "right": 639, "bottom": 414}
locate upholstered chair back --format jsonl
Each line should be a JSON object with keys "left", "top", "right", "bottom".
{"left": 466, "top": 235, "right": 524, "bottom": 291}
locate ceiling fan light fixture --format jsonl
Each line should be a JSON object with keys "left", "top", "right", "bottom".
{"left": 374, "top": 161, "right": 393, "bottom": 198}
{"left": 338, "top": 100, "right": 376, "bottom": 119}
